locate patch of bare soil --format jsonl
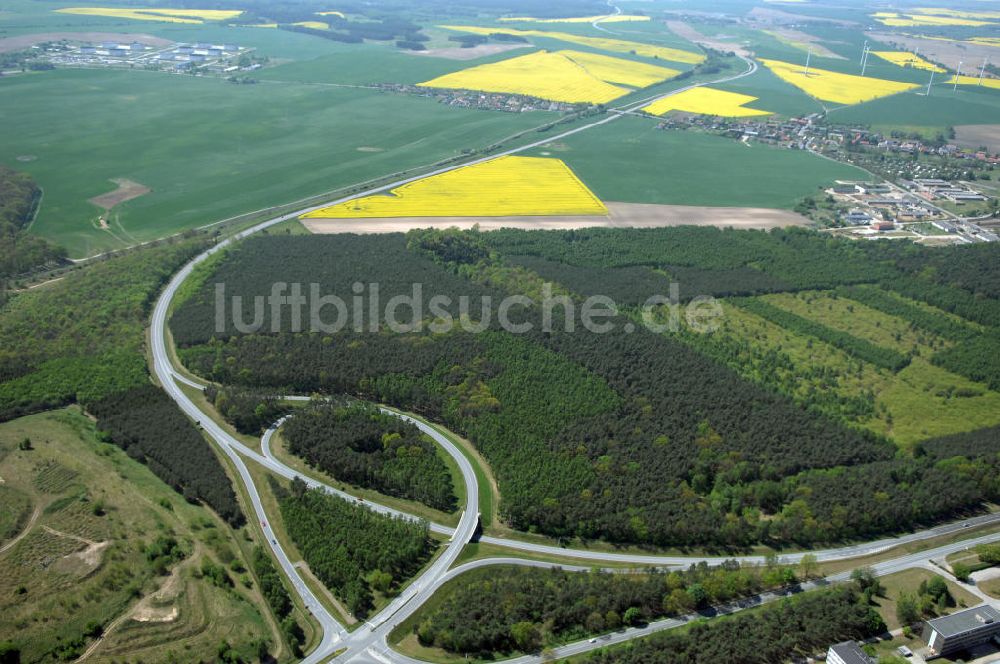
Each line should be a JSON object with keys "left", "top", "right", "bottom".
{"left": 766, "top": 28, "right": 846, "bottom": 59}
{"left": 0, "top": 32, "right": 170, "bottom": 54}
{"left": 748, "top": 7, "right": 857, "bottom": 26}
{"left": 869, "top": 33, "right": 995, "bottom": 71}
{"left": 666, "top": 21, "right": 752, "bottom": 57}
{"left": 953, "top": 125, "right": 1000, "bottom": 152}
{"left": 408, "top": 43, "right": 530, "bottom": 61}
{"left": 129, "top": 558, "right": 184, "bottom": 623}
{"left": 132, "top": 605, "right": 179, "bottom": 623}
{"left": 302, "top": 201, "right": 809, "bottom": 234}
{"left": 53, "top": 540, "right": 109, "bottom": 576}
{"left": 88, "top": 178, "right": 151, "bottom": 211}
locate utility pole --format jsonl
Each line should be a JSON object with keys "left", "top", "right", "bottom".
{"left": 954, "top": 60, "right": 963, "bottom": 91}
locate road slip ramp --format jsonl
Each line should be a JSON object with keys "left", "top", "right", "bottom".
{"left": 301, "top": 156, "right": 608, "bottom": 219}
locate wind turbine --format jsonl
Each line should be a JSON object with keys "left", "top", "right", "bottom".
{"left": 926, "top": 69, "right": 935, "bottom": 96}
{"left": 979, "top": 57, "right": 990, "bottom": 86}
{"left": 861, "top": 44, "right": 871, "bottom": 76}
{"left": 803, "top": 47, "right": 812, "bottom": 76}
{"left": 954, "top": 60, "right": 963, "bottom": 91}
{"left": 861, "top": 40, "right": 868, "bottom": 65}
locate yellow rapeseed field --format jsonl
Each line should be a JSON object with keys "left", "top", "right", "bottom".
{"left": 870, "top": 51, "right": 945, "bottom": 73}
{"left": 947, "top": 75, "right": 1000, "bottom": 90}
{"left": 499, "top": 15, "right": 651, "bottom": 23}
{"left": 417, "top": 49, "right": 678, "bottom": 104}
{"left": 760, "top": 58, "right": 920, "bottom": 104}
{"left": 912, "top": 35, "right": 1000, "bottom": 48}
{"left": 55, "top": 7, "right": 242, "bottom": 23}
{"left": 871, "top": 12, "right": 993, "bottom": 27}
{"left": 642, "top": 87, "right": 772, "bottom": 117}
{"left": 293, "top": 21, "right": 329, "bottom": 30}
{"left": 913, "top": 7, "right": 1000, "bottom": 20}
{"left": 561, "top": 50, "right": 680, "bottom": 88}
{"left": 440, "top": 25, "right": 704, "bottom": 65}
{"left": 301, "top": 156, "right": 607, "bottom": 219}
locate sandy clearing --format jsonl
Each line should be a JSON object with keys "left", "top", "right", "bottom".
{"left": 0, "top": 32, "right": 170, "bottom": 53}
{"left": 54, "top": 540, "right": 110, "bottom": 575}
{"left": 953, "top": 124, "right": 1000, "bottom": 152}
{"left": 302, "top": 201, "right": 809, "bottom": 234}
{"left": 89, "top": 178, "right": 151, "bottom": 211}
{"left": 868, "top": 33, "right": 994, "bottom": 71}
{"left": 407, "top": 43, "right": 530, "bottom": 61}
{"left": 132, "top": 605, "right": 179, "bottom": 622}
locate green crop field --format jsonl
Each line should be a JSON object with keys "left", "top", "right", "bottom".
{"left": 0, "top": 68, "right": 552, "bottom": 257}
{"left": 829, "top": 85, "right": 1000, "bottom": 135}
{"left": 716, "top": 64, "right": 827, "bottom": 117}
{"left": 527, "top": 116, "right": 867, "bottom": 208}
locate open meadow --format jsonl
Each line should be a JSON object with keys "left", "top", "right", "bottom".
{"left": 0, "top": 407, "right": 300, "bottom": 662}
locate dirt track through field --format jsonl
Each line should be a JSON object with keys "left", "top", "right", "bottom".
{"left": 0, "top": 505, "right": 40, "bottom": 555}
{"left": 302, "top": 201, "right": 809, "bottom": 233}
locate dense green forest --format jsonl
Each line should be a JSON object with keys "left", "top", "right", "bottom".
{"left": 584, "top": 586, "right": 884, "bottom": 664}
{"left": 251, "top": 546, "right": 304, "bottom": 657}
{"left": 283, "top": 402, "right": 457, "bottom": 512}
{"left": 89, "top": 384, "right": 245, "bottom": 527}
{"left": 480, "top": 226, "right": 894, "bottom": 295}
{"left": 205, "top": 385, "right": 293, "bottom": 435}
{"left": 410, "top": 560, "right": 804, "bottom": 656}
{"left": 170, "top": 231, "right": 1000, "bottom": 548}
{"left": 0, "top": 166, "right": 66, "bottom": 282}
{"left": 276, "top": 478, "right": 436, "bottom": 617}
{"left": 0, "top": 237, "right": 205, "bottom": 420}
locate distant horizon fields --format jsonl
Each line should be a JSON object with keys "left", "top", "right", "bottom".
{"left": 0, "top": 1, "right": 998, "bottom": 256}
